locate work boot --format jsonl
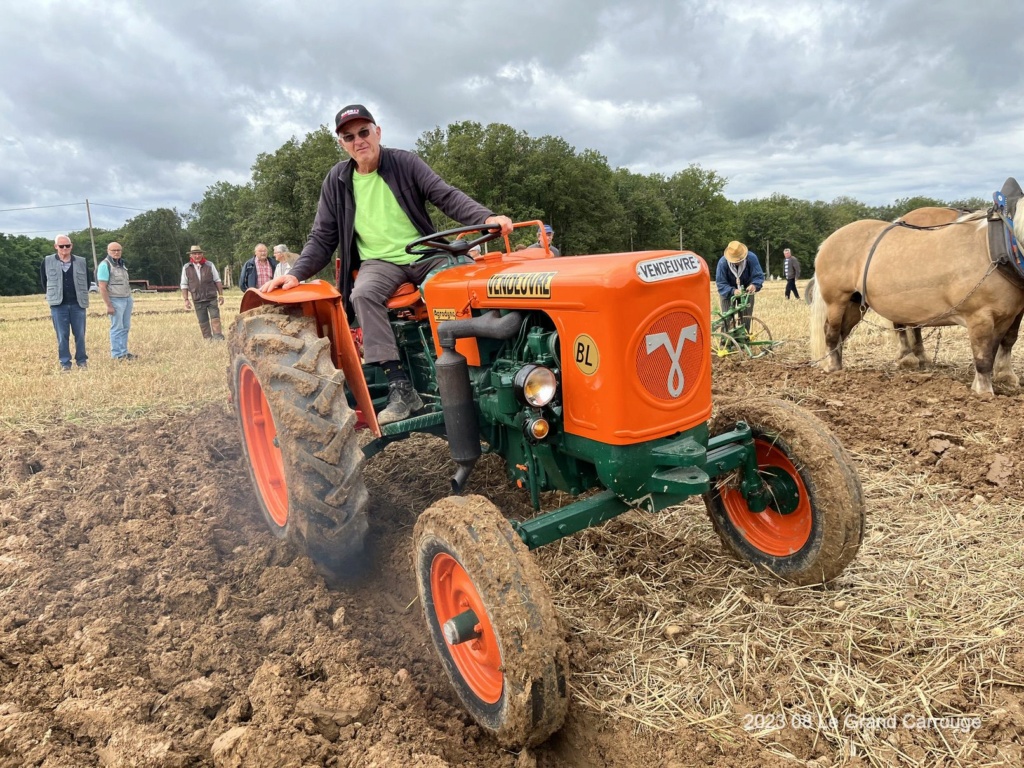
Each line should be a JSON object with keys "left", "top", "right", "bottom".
{"left": 211, "top": 318, "right": 225, "bottom": 341}
{"left": 377, "top": 380, "right": 424, "bottom": 426}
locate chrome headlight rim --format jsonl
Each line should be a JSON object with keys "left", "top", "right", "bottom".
{"left": 513, "top": 364, "right": 557, "bottom": 407}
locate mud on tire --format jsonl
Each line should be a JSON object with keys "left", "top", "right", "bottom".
{"left": 228, "top": 305, "right": 368, "bottom": 576}
{"left": 704, "top": 397, "right": 865, "bottom": 585}
{"left": 414, "top": 495, "right": 568, "bottom": 748}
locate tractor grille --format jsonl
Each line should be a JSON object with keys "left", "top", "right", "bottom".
{"left": 635, "top": 311, "right": 704, "bottom": 400}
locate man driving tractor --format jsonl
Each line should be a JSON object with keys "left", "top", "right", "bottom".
{"left": 260, "top": 104, "right": 513, "bottom": 424}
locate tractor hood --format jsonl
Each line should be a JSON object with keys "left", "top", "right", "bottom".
{"left": 423, "top": 250, "right": 713, "bottom": 445}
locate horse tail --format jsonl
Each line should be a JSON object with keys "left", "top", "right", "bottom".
{"left": 809, "top": 271, "right": 829, "bottom": 365}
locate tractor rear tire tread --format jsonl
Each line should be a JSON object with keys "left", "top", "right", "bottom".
{"left": 229, "top": 305, "right": 368, "bottom": 575}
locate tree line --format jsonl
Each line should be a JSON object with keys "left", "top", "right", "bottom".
{"left": 0, "top": 121, "right": 989, "bottom": 296}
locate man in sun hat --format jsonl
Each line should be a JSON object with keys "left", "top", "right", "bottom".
{"left": 179, "top": 245, "right": 225, "bottom": 340}
{"left": 715, "top": 240, "right": 764, "bottom": 332}
{"left": 261, "top": 103, "right": 514, "bottom": 425}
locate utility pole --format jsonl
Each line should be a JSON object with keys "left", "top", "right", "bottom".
{"left": 765, "top": 239, "right": 770, "bottom": 278}
{"left": 679, "top": 227, "right": 683, "bottom": 251}
{"left": 85, "top": 199, "right": 99, "bottom": 277}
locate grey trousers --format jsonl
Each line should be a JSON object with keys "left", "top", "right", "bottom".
{"left": 351, "top": 256, "right": 446, "bottom": 363}
{"left": 719, "top": 291, "right": 755, "bottom": 333}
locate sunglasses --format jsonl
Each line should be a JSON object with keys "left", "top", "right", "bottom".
{"left": 339, "top": 126, "right": 373, "bottom": 144}
{"left": 57, "top": 244, "right": 72, "bottom": 249}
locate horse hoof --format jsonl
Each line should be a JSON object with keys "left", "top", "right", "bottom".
{"left": 993, "top": 374, "right": 1020, "bottom": 389}
{"left": 896, "top": 355, "right": 921, "bottom": 370}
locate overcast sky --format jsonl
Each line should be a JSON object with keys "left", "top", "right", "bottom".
{"left": 2, "top": 0, "right": 1020, "bottom": 239}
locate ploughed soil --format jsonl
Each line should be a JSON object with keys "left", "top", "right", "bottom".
{"left": 2, "top": 358, "right": 1023, "bottom": 767}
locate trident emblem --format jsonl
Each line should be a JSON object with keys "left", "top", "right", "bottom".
{"left": 645, "top": 325, "right": 698, "bottom": 397}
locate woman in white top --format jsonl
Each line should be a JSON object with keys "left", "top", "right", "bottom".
{"left": 273, "top": 245, "right": 299, "bottom": 280}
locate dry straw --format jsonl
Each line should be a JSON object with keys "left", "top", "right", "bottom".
{"left": 3, "top": 279, "right": 1020, "bottom": 766}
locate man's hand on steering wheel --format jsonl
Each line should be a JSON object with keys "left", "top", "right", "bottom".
{"left": 485, "top": 215, "right": 513, "bottom": 236}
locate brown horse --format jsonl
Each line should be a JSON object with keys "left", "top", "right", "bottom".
{"left": 809, "top": 206, "right": 1024, "bottom": 394}
{"left": 887, "top": 207, "right": 972, "bottom": 365}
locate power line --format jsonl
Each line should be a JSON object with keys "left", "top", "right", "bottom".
{"left": 89, "top": 202, "right": 149, "bottom": 211}
{"left": 0, "top": 202, "right": 84, "bottom": 213}
{"left": 0, "top": 201, "right": 150, "bottom": 214}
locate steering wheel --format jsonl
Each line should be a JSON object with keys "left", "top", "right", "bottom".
{"left": 405, "top": 223, "right": 503, "bottom": 258}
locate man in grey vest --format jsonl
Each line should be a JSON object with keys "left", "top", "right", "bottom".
{"left": 39, "top": 234, "right": 90, "bottom": 371}
{"left": 97, "top": 241, "right": 136, "bottom": 360}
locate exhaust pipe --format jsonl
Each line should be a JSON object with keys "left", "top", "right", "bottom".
{"left": 436, "top": 311, "right": 522, "bottom": 493}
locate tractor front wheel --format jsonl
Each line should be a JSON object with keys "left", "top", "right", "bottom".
{"left": 704, "top": 398, "right": 865, "bottom": 585}
{"left": 414, "top": 496, "right": 568, "bottom": 747}
{"left": 228, "top": 305, "right": 369, "bottom": 577}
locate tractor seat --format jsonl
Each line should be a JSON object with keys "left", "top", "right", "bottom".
{"left": 386, "top": 282, "right": 429, "bottom": 320}
{"left": 387, "top": 282, "right": 420, "bottom": 309}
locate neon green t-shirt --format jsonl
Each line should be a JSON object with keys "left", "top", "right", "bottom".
{"left": 352, "top": 170, "right": 422, "bottom": 265}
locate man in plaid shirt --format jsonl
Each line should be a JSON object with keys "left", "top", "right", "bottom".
{"left": 239, "top": 243, "right": 279, "bottom": 291}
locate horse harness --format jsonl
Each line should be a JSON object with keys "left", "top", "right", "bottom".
{"left": 987, "top": 177, "right": 1024, "bottom": 291}
{"left": 859, "top": 180, "right": 1024, "bottom": 311}
{"left": 858, "top": 214, "right": 968, "bottom": 311}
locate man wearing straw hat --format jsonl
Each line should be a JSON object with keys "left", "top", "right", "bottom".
{"left": 179, "top": 245, "right": 226, "bottom": 340}
{"left": 715, "top": 240, "right": 764, "bottom": 332}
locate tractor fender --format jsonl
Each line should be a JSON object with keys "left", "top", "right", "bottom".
{"left": 239, "top": 279, "right": 342, "bottom": 313}
{"left": 238, "top": 280, "right": 380, "bottom": 437}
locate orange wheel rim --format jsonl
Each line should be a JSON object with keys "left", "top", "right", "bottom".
{"left": 721, "top": 438, "right": 811, "bottom": 556}
{"left": 430, "top": 552, "right": 503, "bottom": 704}
{"left": 238, "top": 364, "right": 288, "bottom": 527}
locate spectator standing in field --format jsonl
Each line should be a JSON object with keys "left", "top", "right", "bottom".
{"left": 531, "top": 224, "right": 561, "bottom": 256}
{"left": 238, "top": 243, "right": 278, "bottom": 291}
{"left": 97, "top": 241, "right": 136, "bottom": 360}
{"left": 40, "top": 234, "right": 90, "bottom": 371}
{"left": 272, "top": 245, "right": 297, "bottom": 280}
{"left": 180, "top": 245, "right": 226, "bottom": 340}
{"left": 261, "top": 103, "right": 513, "bottom": 425}
{"left": 783, "top": 248, "right": 801, "bottom": 300}
{"left": 715, "top": 240, "right": 764, "bottom": 332}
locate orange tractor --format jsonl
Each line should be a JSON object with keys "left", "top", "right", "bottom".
{"left": 228, "top": 221, "right": 865, "bottom": 747}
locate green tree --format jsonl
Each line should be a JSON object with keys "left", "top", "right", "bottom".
{"left": 188, "top": 181, "right": 247, "bottom": 268}
{"left": 0, "top": 234, "right": 53, "bottom": 295}
{"left": 120, "top": 209, "right": 190, "bottom": 286}
{"left": 663, "top": 165, "right": 735, "bottom": 261}
{"left": 614, "top": 170, "right": 676, "bottom": 251}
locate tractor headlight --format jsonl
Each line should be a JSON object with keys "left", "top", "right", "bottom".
{"left": 514, "top": 364, "right": 557, "bottom": 407}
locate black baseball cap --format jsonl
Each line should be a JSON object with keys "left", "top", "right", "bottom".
{"left": 335, "top": 104, "right": 375, "bottom": 134}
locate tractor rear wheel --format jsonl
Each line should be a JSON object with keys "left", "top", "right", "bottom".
{"left": 228, "top": 305, "right": 368, "bottom": 577}
{"left": 414, "top": 495, "right": 568, "bottom": 747}
{"left": 703, "top": 398, "right": 865, "bottom": 585}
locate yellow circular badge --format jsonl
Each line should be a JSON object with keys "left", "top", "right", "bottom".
{"left": 573, "top": 334, "right": 600, "bottom": 376}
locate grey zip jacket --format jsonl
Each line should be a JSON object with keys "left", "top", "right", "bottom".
{"left": 292, "top": 147, "right": 494, "bottom": 315}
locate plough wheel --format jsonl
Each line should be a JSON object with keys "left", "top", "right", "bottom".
{"left": 745, "top": 317, "right": 774, "bottom": 358}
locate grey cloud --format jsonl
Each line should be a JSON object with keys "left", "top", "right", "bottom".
{"left": 0, "top": 0, "right": 1020, "bottom": 237}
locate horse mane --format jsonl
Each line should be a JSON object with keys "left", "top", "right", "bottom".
{"left": 957, "top": 210, "right": 987, "bottom": 223}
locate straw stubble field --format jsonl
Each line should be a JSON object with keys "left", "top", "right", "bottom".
{"left": 0, "top": 280, "right": 1021, "bottom": 767}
